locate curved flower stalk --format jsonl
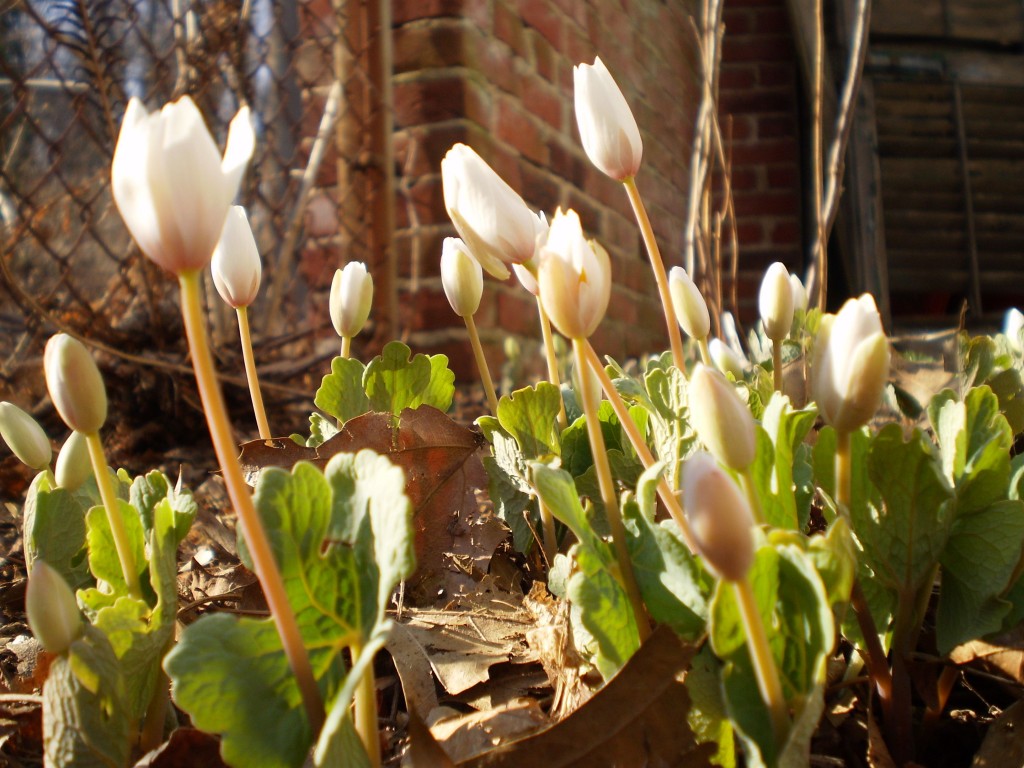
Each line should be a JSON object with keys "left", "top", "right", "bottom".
{"left": 538, "top": 209, "right": 649, "bottom": 639}
{"left": 330, "top": 262, "right": 374, "bottom": 359}
{"left": 574, "top": 58, "right": 685, "bottom": 370}
{"left": 668, "top": 266, "right": 712, "bottom": 366}
{"left": 441, "top": 237, "right": 498, "bottom": 414}
{"left": 213, "top": 206, "right": 271, "bottom": 440}
{"left": 112, "top": 97, "right": 323, "bottom": 732}
{"left": 759, "top": 262, "right": 795, "bottom": 392}
{"left": 0, "top": 401, "right": 51, "bottom": 472}
{"left": 441, "top": 143, "right": 545, "bottom": 280}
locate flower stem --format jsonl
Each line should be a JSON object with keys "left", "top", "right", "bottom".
{"left": 572, "top": 337, "right": 650, "bottom": 641}
{"left": 84, "top": 431, "right": 142, "bottom": 601}
{"left": 537, "top": 298, "right": 568, "bottom": 431}
{"left": 698, "top": 337, "right": 713, "bottom": 368}
{"left": 734, "top": 575, "right": 790, "bottom": 745}
{"left": 623, "top": 177, "right": 686, "bottom": 372}
{"left": 836, "top": 428, "right": 852, "bottom": 510}
{"left": 464, "top": 312, "right": 498, "bottom": 414}
{"left": 179, "top": 270, "right": 324, "bottom": 734}
{"left": 582, "top": 340, "right": 698, "bottom": 553}
{"left": 772, "top": 340, "right": 784, "bottom": 393}
{"left": 537, "top": 497, "right": 558, "bottom": 564}
{"left": 739, "top": 468, "right": 765, "bottom": 525}
{"left": 236, "top": 306, "right": 271, "bottom": 440}
{"left": 351, "top": 639, "right": 380, "bottom": 767}
{"left": 340, "top": 335, "right": 352, "bottom": 360}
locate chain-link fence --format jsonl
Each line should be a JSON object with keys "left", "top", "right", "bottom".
{"left": 0, "top": 0, "right": 394, "bottom": 416}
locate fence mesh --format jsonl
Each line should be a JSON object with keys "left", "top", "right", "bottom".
{"left": 0, "top": 0, "right": 387, "bottom": 410}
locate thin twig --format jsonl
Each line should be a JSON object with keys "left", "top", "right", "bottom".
{"left": 812, "top": 0, "right": 825, "bottom": 311}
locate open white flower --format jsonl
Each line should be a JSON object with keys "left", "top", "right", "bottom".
{"left": 330, "top": 262, "right": 374, "bottom": 339}
{"left": 537, "top": 209, "right": 611, "bottom": 339}
{"left": 441, "top": 144, "right": 544, "bottom": 280}
{"left": 574, "top": 57, "right": 643, "bottom": 181}
{"left": 112, "top": 96, "right": 255, "bottom": 275}
{"left": 212, "top": 206, "right": 262, "bottom": 308}
{"left": 441, "top": 238, "right": 483, "bottom": 318}
{"left": 812, "top": 294, "right": 890, "bottom": 433}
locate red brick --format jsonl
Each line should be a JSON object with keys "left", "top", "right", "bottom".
{"left": 494, "top": 1, "right": 528, "bottom": 57}
{"left": 497, "top": 290, "right": 538, "bottom": 336}
{"left": 720, "top": 65, "right": 757, "bottom": 90}
{"left": 520, "top": 76, "right": 564, "bottom": 130}
{"left": 394, "top": 176, "right": 446, "bottom": 229}
{"left": 734, "top": 190, "right": 799, "bottom": 217}
{"left": 754, "top": 7, "right": 792, "bottom": 34}
{"left": 520, "top": 0, "right": 564, "bottom": 49}
{"left": 393, "top": 74, "right": 492, "bottom": 129}
{"left": 730, "top": 139, "right": 799, "bottom": 166}
{"left": 529, "top": 30, "right": 558, "bottom": 83}
{"left": 729, "top": 167, "right": 760, "bottom": 192}
{"left": 723, "top": 8, "right": 754, "bottom": 35}
{"left": 758, "top": 115, "right": 796, "bottom": 139}
{"left": 394, "top": 230, "right": 449, "bottom": 278}
{"left": 758, "top": 63, "right": 795, "bottom": 87}
{"left": 767, "top": 165, "right": 799, "bottom": 189}
{"left": 519, "top": 163, "right": 562, "bottom": 214}
{"left": 722, "top": 35, "right": 795, "bottom": 64}
{"left": 393, "top": 0, "right": 465, "bottom": 24}
{"left": 392, "top": 22, "right": 467, "bottom": 75}
{"left": 770, "top": 219, "right": 801, "bottom": 246}
{"left": 720, "top": 87, "right": 795, "bottom": 114}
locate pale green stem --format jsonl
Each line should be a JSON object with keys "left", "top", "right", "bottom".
{"left": 623, "top": 176, "right": 686, "bottom": 372}
{"left": 464, "top": 312, "right": 499, "bottom": 415}
{"left": 179, "top": 270, "right": 324, "bottom": 734}
{"left": 772, "top": 340, "right": 784, "bottom": 393}
{"left": 836, "top": 428, "right": 852, "bottom": 511}
{"left": 582, "top": 340, "right": 699, "bottom": 553}
{"left": 739, "top": 468, "right": 765, "bottom": 525}
{"left": 572, "top": 338, "right": 650, "bottom": 641}
{"left": 698, "top": 336, "right": 713, "bottom": 368}
{"left": 734, "top": 576, "right": 790, "bottom": 744}
{"left": 340, "top": 335, "right": 352, "bottom": 360}
{"left": 85, "top": 431, "right": 142, "bottom": 600}
{"left": 537, "top": 297, "right": 568, "bottom": 431}
{"left": 351, "top": 639, "right": 380, "bottom": 767}
{"left": 236, "top": 306, "right": 272, "bottom": 440}
{"left": 537, "top": 497, "right": 558, "bottom": 564}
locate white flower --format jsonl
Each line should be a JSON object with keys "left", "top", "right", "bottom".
{"left": 0, "top": 402, "right": 51, "bottom": 471}
{"left": 112, "top": 96, "right": 255, "bottom": 275}
{"left": 441, "top": 144, "right": 544, "bottom": 280}
{"left": 44, "top": 335, "right": 107, "bottom": 435}
{"left": 441, "top": 238, "right": 483, "bottom": 318}
{"left": 790, "top": 273, "right": 808, "bottom": 313}
{"left": 212, "top": 206, "right": 262, "bottom": 308}
{"left": 812, "top": 294, "right": 890, "bottom": 433}
{"left": 26, "top": 560, "right": 83, "bottom": 655}
{"left": 330, "top": 262, "right": 374, "bottom": 338}
{"left": 573, "top": 57, "right": 643, "bottom": 181}
{"left": 759, "top": 262, "right": 794, "bottom": 342}
{"left": 512, "top": 212, "right": 549, "bottom": 296}
{"left": 537, "top": 209, "right": 611, "bottom": 339}
{"left": 709, "top": 338, "right": 748, "bottom": 379}
{"left": 683, "top": 452, "right": 755, "bottom": 582}
{"left": 688, "top": 364, "right": 757, "bottom": 472}
{"left": 668, "top": 266, "right": 710, "bottom": 340}
{"left": 1004, "top": 308, "right": 1024, "bottom": 353}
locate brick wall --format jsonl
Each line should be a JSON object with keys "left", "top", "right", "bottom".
{"left": 299, "top": 0, "right": 804, "bottom": 379}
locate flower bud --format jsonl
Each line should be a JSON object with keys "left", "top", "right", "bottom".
{"left": 668, "top": 267, "right": 711, "bottom": 340}
{"left": 709, "top": 338, "right": 748, "bottom": 379}
{"left": 441, "top": 238, "right": 483, "bottom": 318}
{"left": 688, "top": 364, "right": 756, "bottom": 471}
{"left": 112, "top": 96, "right": 255, "bottom": 275}
{"left": 511, "top": 212, "right": 549, "bottom": 296}
{"left": 56, "top": 431, "right": 92, "bottom": 491}
{"left": 0, "top": 402, "right": 51, "bottom": 471}
{"left": 759, "top": 262, "right": 794, "bottom": 342}
{"left": 212, "top": 205, "right": 262, "bottom": 308}
{"left": 537, "top": 209, "right": 611, "bottom": 339}
{"left": 441, "top": 144, "right": 544, "bottom": 280}
{"left": 682, "top": 452, "right": 755, "bottom": 582}
{"left": 1004, "top": 308, "right": 1024, "bottom": 353}
{"left": 789, "top": 273, "right": 808, "bottom": 313}
{"left": 812, "top": 294, "right": 890, "bottom": 433}
{"left": 330, "top": 262, "right": 373, "bottom": 339}
{"left": 573, "top": 57, "right": 643, "bottom": 181}
{"left": 44, "top": 335, "right": 107, "bottom": 435}
{"left": 26, "top": 560, "right": 83, "bottom": 655}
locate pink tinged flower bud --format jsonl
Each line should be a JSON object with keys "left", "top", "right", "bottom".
{"left": 573, "top": 57, "right": 643, "bottom": 181}
{"left": 789, "top": 273, "right": 808, "bottom": 313}
{"left": 44, "top": 335, "right": 107, "bottom": 435}
{"left": 709, "top": 338, "right": 748, "bottom": 379}
{"left": 441, "top": 238, "right": 483, "bottom": 318}
{"left": 212, "top": 206, "right": 262, "bottom": 308}
{"left": 688, "top": 364, "right": 757, "bottom": 472}
{"left": 668, "top": 266, "right": 710, "bottom": 340}
{"left": 56, "top": 431, "right": 92, "bottom": 491}
{"left": 0, "top": 402, "right": 51, "bottom": 471}
{"left": 441, "top": 144, "right": 541, "bottom": 280}
{"left": 111, "top": 96, "right": 255, "bottom": 276}
{"left": 330, "top": 261, "right": 373, "bottom": 339}
{"left": 759, "top": 262, "right": 794, "bottom": 342}
{"left": 812, "top": 294, "right": 891, "bottom": 433}
{"left": 537, "top": 209, "right": 612, "bottom": 339}
{"left": 27, "top": 560, "right": 83, "bottom": 655}
{"left": 682, "top": 452, "right": 755, "bottom": 582}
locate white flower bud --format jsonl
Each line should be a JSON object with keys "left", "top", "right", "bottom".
{"left": 44, "top": 335, "right": 107, "bottom": 435}
{"left": 668, "top": 266, "right": 710, "bottom": 340}
{"left": 212, "top": 206, "right": 262, "bottom": 308}
{"left": 330, "top": 262, "right": 373, "bottom": 339}
{"left": 688, "top": 364, "right": 756, "bottom": 472}
{"left": 683, "top": 452, "right": 755, "bottom": 582}
{"left": 0, "top": 402, "right": 51, "bottom": 471}
{"left": 759, "top": 262, "right": 794, "bottom": 342}
{"left": 789, "top": 273, "right": 808, "bottom": 313}
{"left": 573, "top": 57, "right": 643, "bottom": 181}
{"left": 55, "top": 431, "right": 92, "bottom": 491}
{"left": 1004, "top": 308, "right": 1024, "bottom": 353}
{"left": 709, "top": 338, "right": 748, "bottom": 379}
{"left": 26, "top": 560, "right": 83, "bottom": 655}
{"left": 440, "top": 238, "right": 483, "bottom": 318}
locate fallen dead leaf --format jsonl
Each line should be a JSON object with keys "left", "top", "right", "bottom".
{"left": 133, "top": 727, "right": 227, "bottom": 768}
{"left": 388, "top": 622, "right": 441, "bottom": 716}
{"left": 971, "top": 697, "right": 1024, "bottom": 767}
{"left": 951, "top": 626, "right": 1024, "bottom": 686}
{"left": 428, "top": 699, "right": 549, "bottom": 763}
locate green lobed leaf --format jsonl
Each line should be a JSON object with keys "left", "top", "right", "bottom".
{"left": 363, "top": 341, "right": 453, "bottom": 417}
{"left": 314, "top": 356, "right": 369, "bottom": 426}
{"left": 755, "top": 393, "right": 817, "bottom": 530}
{"left": 496, "top": 382, "right": 562, "bottom": 459}
{"left": 643, "top": 364, "right": 694, "bottom": 488}
{"left": 936, "top": 499, "right": 1024, "bottom": 654}
{"left": 80, "top": 500, "right": 147, "bottom": 607}
{"left": 23, "top": 472, "right": 90, "bottom": 589}
{"left": 685, "top": 645, "right": 736, "bottom": 768}
{"left": 989, "top": 367, "right": 1024, "bottom": 436}
{"left": 307, "top": 412, "right": 340, "bottom": 448}
{"left": 130, "top": 470, "right": 196, "bottom": 543}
